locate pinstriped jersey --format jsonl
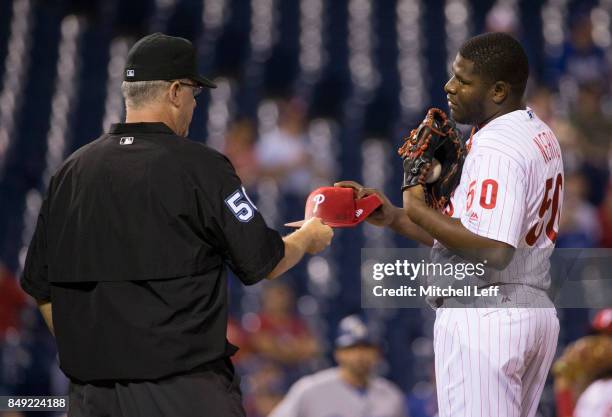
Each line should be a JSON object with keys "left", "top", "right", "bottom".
{"left": 574, "top": 379, "right": 612, "bottom": 417}
{"left": 436, "top": 108, "right": 564, "bottom": 291}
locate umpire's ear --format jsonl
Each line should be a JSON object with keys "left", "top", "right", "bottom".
{"left": 168, "top": 81, "right": 182, "bottom": 107}
{"left": 491, "top": 81, "right": 510, "bottom": 104}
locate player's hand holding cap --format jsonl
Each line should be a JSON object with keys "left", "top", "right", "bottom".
{"left": 285, "top": 186, "right": 383, "bottom": 228}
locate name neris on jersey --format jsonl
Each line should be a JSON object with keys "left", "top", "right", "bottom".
{"left": 533, "top": 130, "right": 562, "bottom": 163}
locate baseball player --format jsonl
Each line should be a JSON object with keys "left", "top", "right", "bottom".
{"left": 574, "top": 379, "right": 612, "bottom": 417}
{"left": 553, "top": 308, "right": 612, "bottom": 417}
{"left": 338, "top": 32, "right": 563, "bottom": 417}
{"left": 268, "top": 315, "right": 406, "bottom": 417}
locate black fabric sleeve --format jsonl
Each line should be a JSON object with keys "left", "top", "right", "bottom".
{"left": 201, "top": 153, "right": 285, "bottom": 285}
{"left": 20, "top": 186, "right": 52, "bottom": 301}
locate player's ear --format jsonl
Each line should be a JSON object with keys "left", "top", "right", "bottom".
{"left": 333, "top": 350, "right": 343, "bottom": 365}
{"left": 491, "top": 81, "right": 510, "bottom": 104}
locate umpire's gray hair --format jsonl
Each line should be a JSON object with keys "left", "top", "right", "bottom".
{"left": 120, "top": 80, "right": 169, "bottom": 108}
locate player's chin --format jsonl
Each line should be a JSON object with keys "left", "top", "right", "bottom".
{"left": 448, "top": 107, "right": 466, "bottom": 124}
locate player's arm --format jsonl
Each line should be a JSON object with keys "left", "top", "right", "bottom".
{"left": 403, "top": 186, "right": 514, "bottom": 269}
{"left": 403, "top": 148, "right": 527, "bottom": 270}
{"left": 37, "top": 300, "right": 54, "bottom": 335}
{"left": 266, "top": 218, "right": 333, "bottom": 280}
{"left": 388, "top": 206, "right": 435, "bottom": 247}
{"left": 334, "top": 181, "right": 434, "bottom": 246}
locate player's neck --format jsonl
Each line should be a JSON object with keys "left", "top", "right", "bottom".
{"left": 477, "top": 102, "right": 526, "bottom": 129}
{"left": 339, "top": 368, "right": 369, "bottom": 389}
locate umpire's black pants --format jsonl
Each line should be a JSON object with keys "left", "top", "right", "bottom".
{"left": 68, "top": 358, "right": 245, "bottom": 417}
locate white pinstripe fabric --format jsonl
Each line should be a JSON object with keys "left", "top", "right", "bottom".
{"left": 434, "top": 308, "right": 559, "bottom": 417}
{"left": 437, "top": 109, "right": 564, "bottom": 289}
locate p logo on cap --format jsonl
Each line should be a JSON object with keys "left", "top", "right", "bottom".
{"left": 285, "top": 187, "right": 383, "bottom": 228}
{"left": 312, "top": 194, "right": 325, "bottom": 214}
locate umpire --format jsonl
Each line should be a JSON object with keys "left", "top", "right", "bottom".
{"left": 20, "top": 32, "right": 333, "bottom": 417}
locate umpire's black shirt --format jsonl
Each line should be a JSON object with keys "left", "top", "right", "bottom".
{"left": 20, "top": 122, "right": 284, "bottom": 382}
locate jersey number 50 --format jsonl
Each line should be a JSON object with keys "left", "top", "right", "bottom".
{"left": 467, "top": 179, "right": 498, "bottom": 211}
{"left": 526, "top": 174, "right": 563, "bottom": 246}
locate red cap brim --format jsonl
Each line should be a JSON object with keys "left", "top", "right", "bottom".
{"left": 284, "top": 194, "right": 383, "bottom": 228}
{"left": 352, "top": 194, "right": 383, "bottom": 225}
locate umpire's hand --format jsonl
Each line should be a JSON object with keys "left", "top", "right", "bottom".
{"left": 265, "top": 218, "right": 334, "bottom": 280}
{"left": 299, "top": 218, "right": 334, "bottom": 254}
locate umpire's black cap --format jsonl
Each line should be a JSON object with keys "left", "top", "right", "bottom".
{"left": 124, "top": 32, "right": 216, "bottom": 88}
{"left": 335, "top": 315, "right": 378, "bottom": 349}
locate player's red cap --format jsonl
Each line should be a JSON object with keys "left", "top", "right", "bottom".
{"left": 285, "top": 187, "right": 383, "bottom": 228}
{"left": 591, "top": 308, "right": 612, "bottom": 334}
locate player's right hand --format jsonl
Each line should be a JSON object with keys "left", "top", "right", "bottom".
{"left": 334, "top": 180, "right": 397, "bottom": 227}
{"left": 299, "top": 218, "right": 334, "bottom": 254}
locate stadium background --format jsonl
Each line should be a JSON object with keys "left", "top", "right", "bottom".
{"left": 0, "top": 0, "right": 610, "bottom": 416}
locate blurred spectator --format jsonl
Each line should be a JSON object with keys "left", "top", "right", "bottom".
{"left": 223, "top": 118, "right": 260, "bottom": 187}
{"left": 557, "top": 173, "right": 600, "bottom": 248}
{"left": 255, "top": 98, "right": 314, "bottom": 197}
{"left": 227, "top": 315, "right": 252, "bottom": 365}
{"left": 236, "top": 282, "right": 321, "bottom": 417}
{"left": 527, "top": 86, "right": 582, "bottom": 172}
{"left": 406, "top": 381, "right": 436, "bottom": 417}
{"left": 0, "top": 263, "right": 27, "bottom": 342}
{"left": 569, "top": 82, "right": 611, "bottom": 205}
{"left": 268, "top": 315, "right": 406, "bottom": 417}
{"left": 243, "top": 361, "right": 286, "bottom": 417}
{"left": 549, "top": 13, "right": 610, "bottom": 89}
{"left": 552, "top": 309, "right": 612, "bottom": 417}
{"left": 569, "top": 83, "right": 612, "bottom": 165}
{"left": 554, "top": 120, "right": 583, "bottom": 174}
{"left": 527, "top": 86, "right": 556, "bottom": 125}
{"left": 1, "top": 307, "right": 61, "bottom": 406}
{"left": 248, "top": 282, "right": 320, "bottom": 368}
{"left": 598, "top": 183, "right": 612, "bottom": 248}
{"left": 485, "top": 0, "right": 520, "bottom": 35}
